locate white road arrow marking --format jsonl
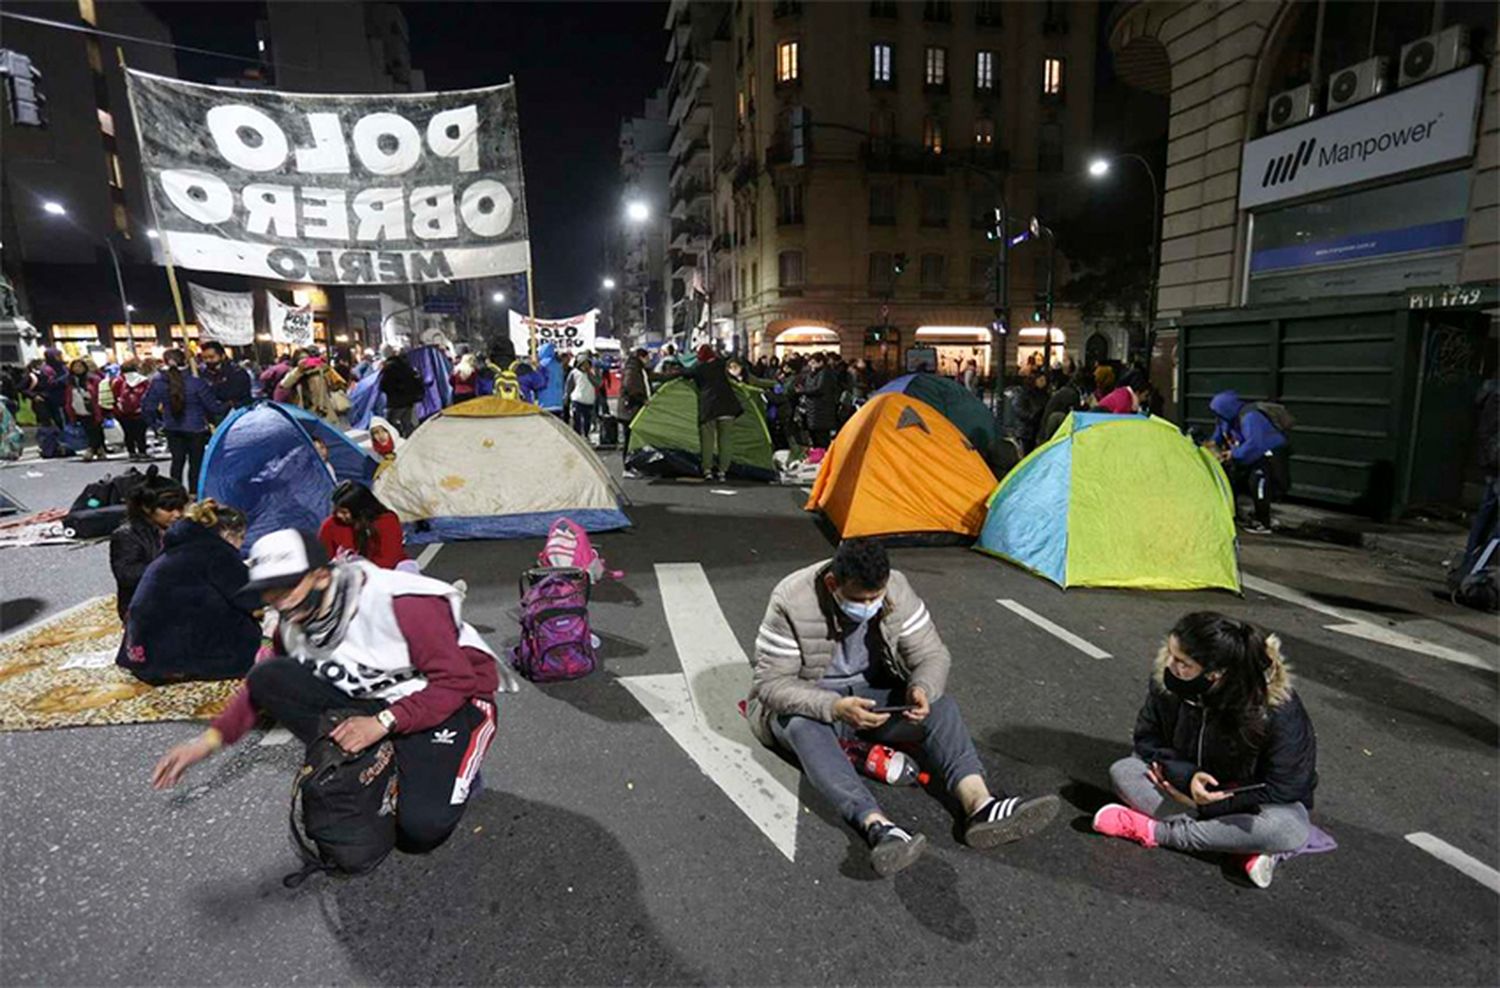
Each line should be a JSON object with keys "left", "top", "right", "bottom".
{"left": 619, "top": 563, "right": 803, "bottom": 861}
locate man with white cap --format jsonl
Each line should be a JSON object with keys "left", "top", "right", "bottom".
{"left": 152, "top": 528, "right": 509, "bottom": 854}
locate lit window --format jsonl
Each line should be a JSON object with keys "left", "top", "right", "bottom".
{"left": 872, "top": 43, "right": 892, "bottom": 84}
{"left": 976, "top": 51, "right": 995, "bottom": 91}
{"left": 924, "top": 46, "right": 947, "bottom": 87}
{"left": 923, "top": 117, "right": 944, "bottom": 155}
{"left": 97, "top": 109, "right": 115, "bottom": 137}
{"left": 777, "top": 41, "right": 800, "bottom": 84}
{"left": 974, "top": 118, "right": 995, "bottom": 147}
{"left": 778, "top": 250, "right": 804, "bottom": 288}
{"left": 108, "top": 153, "right": 124, "bottom": 189}
{"left": 1043, "top": 57, "right": 1064, "bottom": 97}
{"left": 737, "top": 90, "right": 747, "bottom": 124}
{"left": 77, "top": 0, "right": 97, "bottom": 26}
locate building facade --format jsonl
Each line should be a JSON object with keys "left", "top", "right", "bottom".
{"left": 658, "top": 0, "right": 1099, "bottom": 377}
{"left": 1110, "top": 0, "right": 1498, "bottom": 515}
{"left": 618, "top": 88, "right": 673, "bottom": 344}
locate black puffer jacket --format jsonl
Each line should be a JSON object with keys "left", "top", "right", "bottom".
{"left": 686, "top": 359, "right": 742, "bottom": 423}
{"left": 797, "top": 367, "right": 841, "bottom": 432}
{"left": 109, "top": 517, "right": 162, "bottom": 621}
{"left": 1131, "top": 640, "right": 1318, "bottom": 820}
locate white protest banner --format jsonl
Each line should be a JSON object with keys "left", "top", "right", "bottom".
{"left": 125, "top": 70, "right": 530, "bottom": 285}
{"left": 508, "top": 309, "right": 597, "bottom": 356}
{"left": 265, "top": 291, "right": 314, "bottom": 346}
{"left": 187, "top": 283, "right": 254, "bottom": 345}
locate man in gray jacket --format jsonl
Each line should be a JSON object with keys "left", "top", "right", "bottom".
{"left": 748, "top": 539, "right": 1059, "bottom": 876}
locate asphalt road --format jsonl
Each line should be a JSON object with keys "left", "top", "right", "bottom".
{"left": 1, "top": 449, "right": 1496, "bottom": 986}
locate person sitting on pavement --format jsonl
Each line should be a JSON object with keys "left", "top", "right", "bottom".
{"left": 747, "top": 538, "right": 1060, "bottom": 877}
{"left": 1206, "top": 389, "right": 1291, "bottom": 536}
{"left": 319, "top": 480, "right": 409, "bottom": 570}
{"left": 1093, "top": 611, "right": 1318, "bottom": 889}
{"left": 367, "top": 415, "right": 403, "bottom": 474}
{"left": 109, "top": 479, "right": 189, "bottom": 622}
{"left": 118, "top": 500, "right": 258, "bottom": 685}
{"left": 151, "top": 528, "right": 506, "bottom": 858}
{"left": 1097, "top": 371, "right": 1151, "bottom": 415}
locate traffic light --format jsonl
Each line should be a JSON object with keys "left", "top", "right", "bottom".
{"left": 892, "top": 252, "right": 907, "bottom": 276}
{"left": 0, "top": 50, "right": 45, "bottom": 128}
{"left": 991, "top": 307, "right": 1008, "bottom": 336}
{"left": 985, "top": 206, "right": 1003, "bottom": 242}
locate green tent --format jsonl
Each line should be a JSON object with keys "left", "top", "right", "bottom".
{"left": 625, "top": 378, "right": 776, "bottom": 481}
{"left": 975, "top": 412, "right": 1240, "bottom": 592}
{"left": 875, "top": 373, "right": 998, "bottom": 463}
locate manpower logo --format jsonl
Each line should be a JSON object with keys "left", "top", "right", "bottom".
{"left": 1261, "top": 138, "right": 1316, "bottom": 188}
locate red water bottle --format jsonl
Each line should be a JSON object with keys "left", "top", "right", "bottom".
{"left": 862, "top": 744, "right": 930, "bottom": 786}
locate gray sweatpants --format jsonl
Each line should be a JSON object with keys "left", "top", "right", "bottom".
{"left": 770, "top": 679, "right": 988, "bottom": 828}
{"left": 1109, "top": 755, "right": 1309, "bottom": 854}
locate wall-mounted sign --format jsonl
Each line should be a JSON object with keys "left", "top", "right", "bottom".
{"left": 1239, "top": 65, "right": 1484, "bottom": 210}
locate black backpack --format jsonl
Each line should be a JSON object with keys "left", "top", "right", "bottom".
{"left": 284, "top": 710, "right": 399, "bottom": 887}
{"left": 1248, "top": 401, "right": 1296, "bottom": 435}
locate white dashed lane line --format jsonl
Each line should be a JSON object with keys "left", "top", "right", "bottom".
{"left": 995, "top": 599, "right": 1112, "bottom": 660}
{"left": 1405, "top": 833, "right": 1500, "bottom": 894}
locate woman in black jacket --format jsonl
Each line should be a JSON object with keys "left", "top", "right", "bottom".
{"left": 1093, "top": 611, "right": 1318, "bottom": 889}
{"left": 118, "top": 499, "right": 259, "bottom": 685}
{"left": 108, "top": 482, "right": 189, "bottom": 621}
{"left": 796, "top": 353, "right": 842, "bottom": 448}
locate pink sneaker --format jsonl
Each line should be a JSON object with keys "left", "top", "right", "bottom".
{"left": 1091, "top": 803, "right": 1158, "bottom": 848}
{"left": 1241, "top": 853, "right": 1277, "bottom": 888}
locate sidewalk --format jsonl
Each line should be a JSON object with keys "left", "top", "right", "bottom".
{"left": 1274, "top": 502, "right": 1471, "bottom": 570}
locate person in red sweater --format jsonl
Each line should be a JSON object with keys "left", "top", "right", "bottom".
{"left": 151, "top": 529, "right": 511, "bottom": 855}
{"left": 318, "top": 481, "right": 408, "bottom": 569}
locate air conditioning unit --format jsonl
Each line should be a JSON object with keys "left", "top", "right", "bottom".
{"left": 1266, "top": 83, "right": 1316, "bottom": 133}
{"left": 1327, "top": 56, "right": 1388, "bottom": 111}
{"left": 1399, "top": 25, "right": 1470, "bottom": 88}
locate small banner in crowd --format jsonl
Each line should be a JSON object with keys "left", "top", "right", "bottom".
{"left": 265, "top": 292, "right": 314, "bottom": 346}
{"left": 125, "top": 70, "right": 530, "bottom": 285}
{"left": 508, "top": 309, "right": 597, "bottom": 356}
{"left": 187, "top": 283, "right": 254, "bottom": 345}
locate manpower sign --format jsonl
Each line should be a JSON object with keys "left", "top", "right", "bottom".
{"left": 1239, "top": 65, "right": 1484, "bottom": 209}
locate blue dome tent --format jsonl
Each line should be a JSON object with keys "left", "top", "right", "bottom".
{"left": 199, "top": 402, "right": 377, "bottom": 548}
{"left": 348, "top": 371, "right": 386, "bottom": 429}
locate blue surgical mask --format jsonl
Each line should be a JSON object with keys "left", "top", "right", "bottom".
{"left": 838, "top": 595, "right": 884, "bottom": 622}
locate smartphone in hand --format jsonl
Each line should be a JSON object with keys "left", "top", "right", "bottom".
{"left": 869, "top": 704, "right": 916, "bottom": 714}
{"left": 1210, "top": 781, "right": 1267, "bottom": 796}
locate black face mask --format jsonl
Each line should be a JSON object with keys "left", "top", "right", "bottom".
{"left": 1164, "top": 668, "right": 1213, "bottom": 700}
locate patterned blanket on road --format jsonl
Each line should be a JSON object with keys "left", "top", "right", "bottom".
{"left": 0, "top": 596, "right": 240, "bottom": 732}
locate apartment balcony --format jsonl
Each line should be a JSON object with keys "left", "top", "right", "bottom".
{"left": 712, "top": 233, "right": 732, "bottom": 254}
{"left": 670, "top": 218, "right": 710, "bottom": 251}
{"left": 670, "top": 181, "right": 709, "bottom": 219}
{"left": 731, "top": 155, "right": 760, "bottom": 190}
{"left": 861, "top": 141, "right": 946, "bottom": 176}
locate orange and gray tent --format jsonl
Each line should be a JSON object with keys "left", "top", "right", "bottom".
{"left": 805, "top": 392, "right": 997, "bottom": 543}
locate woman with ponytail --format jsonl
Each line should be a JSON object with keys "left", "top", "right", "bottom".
{"left": 1092, "top": 611, "right": 1319, "bottom": 888}
{"left": 319, "top": 480, "right": 409, "bottom": 570}
{"left": 143, "top": 349, "right": 223, "bottom": 495}
{"left": 118, "top": 498, "right": 259, "bottom": 685}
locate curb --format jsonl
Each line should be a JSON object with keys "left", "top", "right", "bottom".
{"left": 1279, "top": 517, "right": 1463, "bottom": 569}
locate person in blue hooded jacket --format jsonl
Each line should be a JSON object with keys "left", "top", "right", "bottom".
{"left": 535, "top": 342, "right": 567, "bottom": 415}
{"left": 1208, "top": 390, "right": 1289, "bottom": 535}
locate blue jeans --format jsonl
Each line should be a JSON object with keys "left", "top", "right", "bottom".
{"left": 1458, "top": 475, "right": 1498, "bottom": 579}
{"left": 769, "top": 678, "right": 988, "bottom": 828}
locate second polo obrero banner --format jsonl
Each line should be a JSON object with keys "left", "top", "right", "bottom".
{"left": 508, "top": 309, "right": 597, "bottom": 356}
{"left": 124, "top": 70, "right": 530, "bottom": 285}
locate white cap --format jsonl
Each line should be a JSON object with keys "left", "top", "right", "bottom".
{"left": 244, "top": 529, "right": 329, "bottom": 592}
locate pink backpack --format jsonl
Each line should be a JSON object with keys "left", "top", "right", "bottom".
{"left": 538, "top": 517, "right": 623, "bottom": 583}
{"left": 510, "top": 567, "right": 595, "bottom": 682}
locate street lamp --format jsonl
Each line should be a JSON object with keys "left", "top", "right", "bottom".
{"left": 1088, "top": 152, "right": 1162, "bottom": 364}
{"left": 491, "top": 291, "right": 506, "bottom": 304}
{"left": 602, "top": 277, "right": 616, "bottom": 291}
{"left": 145, "top": 229, "right": 159, "bottom": 240}
{"left": 625, "top": 200, "right": 649, "bottom": 223}
{"left": 42, "top": 198, "right": 137, "bottom": 357}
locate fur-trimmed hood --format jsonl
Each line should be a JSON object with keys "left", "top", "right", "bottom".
{"left": 1152, "top": 633, "right": 1294, "bottom": 707}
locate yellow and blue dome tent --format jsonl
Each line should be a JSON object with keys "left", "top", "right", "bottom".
{"left": 975, "top": 412, "right": 1240, "bottom": 591}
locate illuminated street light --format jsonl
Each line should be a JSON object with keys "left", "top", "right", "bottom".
{"left": 43, "top": 201, "right": 66, "bottom": 215}
{"left": 146, "top": 229, "right": 160, "bottom": 239}
{"left": 602, "top": 277, "right": 616, "bottom": 290}
{"left": 491, "top": 291, "right": 506, "bottom": 304}
{"left": 1087, "top": 158, "right": 1110, "bottom": 177}
{"left": 625, "top": 200, "right": 649, "bottom": 223}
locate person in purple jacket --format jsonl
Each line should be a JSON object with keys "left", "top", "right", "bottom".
{"left": 142, "top": 349, "right": 223, "bottom": 495}
{"left": 1208, "top": 390, "right": 1290, "bottom": 535}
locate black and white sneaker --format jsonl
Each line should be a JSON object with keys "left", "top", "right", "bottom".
{"left": 866, "top": 821, "right": 927, "bottom": 877}
{"left": 963, "top": 794, "right": 1061, "bottom": 849}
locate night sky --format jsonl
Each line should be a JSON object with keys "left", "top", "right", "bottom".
{"left": 147, "top": 1, "right": 668, "bottom": 317}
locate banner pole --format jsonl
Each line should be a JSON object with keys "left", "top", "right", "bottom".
{"left": 119, "top": 46, "right": 194, "bottom": 375}
{"left": 508, "top": 75, "right": 538, "bottom": 360}
{"left": 525, "top": 257, "right": 538, "bottom": 360}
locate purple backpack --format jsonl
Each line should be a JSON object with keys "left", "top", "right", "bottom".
{"left": 509, "top": 567, "right": 596, "bottom": 682}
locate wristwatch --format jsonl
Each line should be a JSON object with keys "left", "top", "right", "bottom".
{"left": 375, "top": 709, "right": 398, "bottom": 733}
